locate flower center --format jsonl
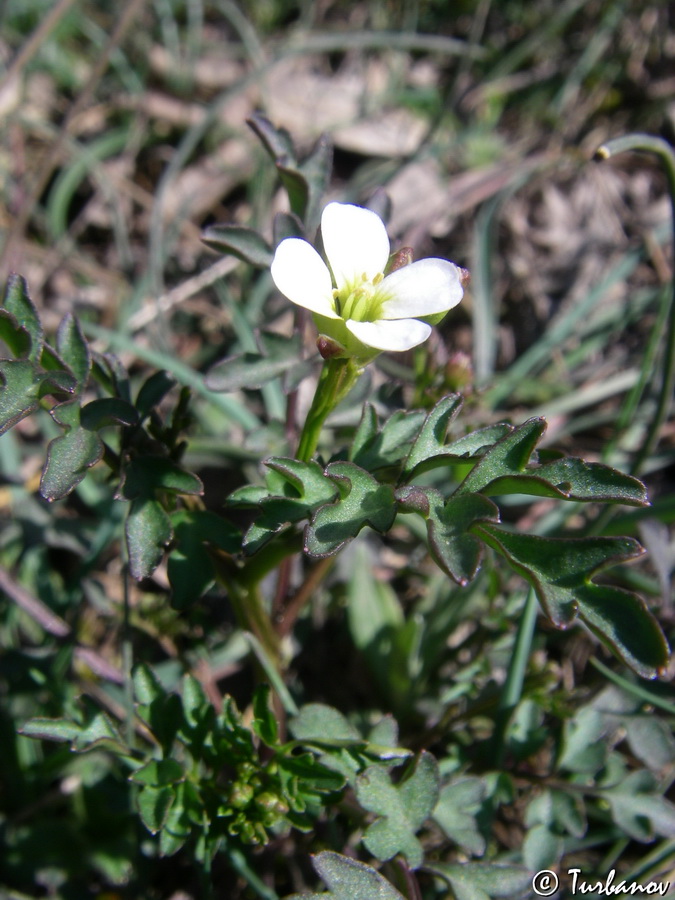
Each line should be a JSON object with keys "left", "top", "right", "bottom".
{"left": 333, "top": 272, "right": 384, "bottom": 322}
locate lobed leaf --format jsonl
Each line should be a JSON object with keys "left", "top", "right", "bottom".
{"left": 474, "top": 524, "right": 670, "bottom": 678}
{"left": 305, "top": 462, "right": 397, "bottom": 557}
{"left": 402, "top": 394, "right": 464, "bottom": 477}
{"left": 41, "top": 399, "right": 104, "bottom": 500}
{"left": 231, "top": 457, "right": 338, "bottom": 554}
{"left": 350, "top": 406, "right": 427, "bottom": 473}
{"left": 425, "top": 490, "right": 500, "bottom": 586}
{"left": 458, "top": 418, "right": 545, "bottom": 494}
{"left": 602, "top": 770, "right": 675, "bottom": 842}
{"left": 356, "top": 751, "right": 440, "bottom": 868}
{"left": 21, "top": 711, "right": 126, "bottom": 754}
{"left": 433, "top": 777, "right": 488, "bottom": 857}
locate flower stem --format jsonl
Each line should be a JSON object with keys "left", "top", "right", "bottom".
{"left": 295, "top": 357, "right": 362, "bottom": 462}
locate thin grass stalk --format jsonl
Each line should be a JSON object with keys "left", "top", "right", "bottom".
{"left": 596, "top": 135, "right": 675, "bottom": 476}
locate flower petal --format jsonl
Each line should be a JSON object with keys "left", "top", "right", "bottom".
{"left": 346, "top": 317, "right": 432, "bottom": 352}
{"left": 270, "top": 238, "right": 339, "bottom": 318}
{"left": 321, "top": 202, "right": 391, "bottom": 288}
{"left": 378, "top": 259, "right": 463, "bottom": 319}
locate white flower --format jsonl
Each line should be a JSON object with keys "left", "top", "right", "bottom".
{"left": 270, "top": 202, "right": 464, "bottom": 359}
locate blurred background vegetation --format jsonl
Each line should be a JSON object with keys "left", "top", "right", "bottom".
{"left": 0, "top": 0, "right": 674, "bottom": 897}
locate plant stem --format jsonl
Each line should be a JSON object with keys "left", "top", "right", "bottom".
{"left": 295, "top": 357, "right": 362, "bottom": 461}
{"left": 121, "top": 559, "right": 136, "bottom": 754}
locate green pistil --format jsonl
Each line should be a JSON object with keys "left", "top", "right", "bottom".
{"left": 334, "top": 272, "right": 384, "bottom": 322}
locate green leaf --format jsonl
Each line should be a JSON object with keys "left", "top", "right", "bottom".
{"left": 346, "top": 544, "right": 404, "bottom": 692}
{"left": 442, "top": 423, "right": 514, "bottom": 457}
{"left": 284, "top": 850, "right": 406, "bottom": 900}
{"left": 168, "top": 508, "right": 241, "bottom": 608}
{"left": 205, "top": 331, "right": 305, "bottom": 393}
{"left": 557, "top": 708, "right": 608, "bottom": 774}
{"left": 624, "top": 714, "right": 675, "bottom": 771}
{"left": 305, "top": 462, "right": 397, "bottom": 557}
{"left": 0, "top": 359, "right": 45, "bottom": 434}
{"left": 602, "top": 770, "right": 675, "bottom": 842}
{"left": 231, "top": 457, "right": 338, "bottom": 554}
{"left": 133, "top": 663, "right": 166, "bottom": 705}
{"left": 350, "top": 407, "right": 427, "bottom": 473}
{"left": 21, "top": 712, "right": 126, "bottom": 753}
{"left": 277, "top": 164, "right": 309, "bottom": 221}
{"left": 273, "top": 210, "right": 305, "bottom": 244}
{"left": 79, "top": 397, "right": 139, "bottom": 429}
{"left": 289, "top": 703, "right": 361, "bottom": 747}
{"left": 202, "top": 223, "right": 273, "bottom": 267}
{"left": 130, "top": 759, "right": 185, "bottom": 787}
{"left": 158, "top": 782, "right": 193, "bottom": 855}
{"left": 523, "top": 823, "right": 564, "bottom": 872}
{"left": 525, "top": 788, "right": 586, "bottom": 839}
{"left": 138, "top": 784, "right": 175, "bottom": 834}
{"left": 135, "top": 680, "right": 184, "bottom": 754}
{"left": 248, "top": 112, "right": 297, "bottom": 165}
{"left": 455, "top": 417, "right": 647, "bottom": 505}
{"left": 298, "top": 133, "right": 333, "bottom": 231}
{"left": 3, "top": 274, "right": 43, "bottom": 363}
{"left": 433, "top": 777, "right": 487, "bottom": 857}
{"left": 126, "top": 496, "right": 172, "bottom": 579}
{"left": 41, "top": 400, "right": 104, "bottom": 499}
{"left": 458, "top": 417, "right": 545, "bottom": 494}
{"left": 477, "top": 456, "right": 648, "bottom": 505}
{"left": 277, "top": 752, "right": 346, "bottom": 796}
{"left": 120, "top": 456, "right": 203, "bottom": 500}
{"left": 0, "top": 309, "right": 32, "bottom": 358}
{"left": 425, "top": 490, "right": 500, "bottom": 586}
{"left": 474, "top": 524, "right": 670, "bottom": 678}
{"left": 356, "top": 751, "right": 440, "bottom": 868}
{"left": 252, "top": 685, "right": 278, "bottom": 747}
{"left": 402, "top": 394, "right": 464, "bottom": 477}
{"left": 20, "top": 717, "right": 82, "bottom": 743}
{"left": 135, "top": 370, "right": 177, "bottom": 420}
{"left": 181, "top": 673, "right": 209, "bottom": 728}
{"left": 72, "top": 711, "right": 125, "bottom": 751}
{"left": 56, "top": 313, "right": 90, "bottom": 391}
{"left": 429, "top": 862, "right": 532, "bottom": 900}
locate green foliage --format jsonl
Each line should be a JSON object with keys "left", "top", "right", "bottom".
{"left": 284, "top": 851, "right": 407, "bottom": 900}
{"left": 231, "top": 394, "right": 667, "bottom": 678}
{"left": 2, "top": 95, "right": 674, "bottom": 900}
{"left": 356, "top": 751, "right": 440, "bottom": 868}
